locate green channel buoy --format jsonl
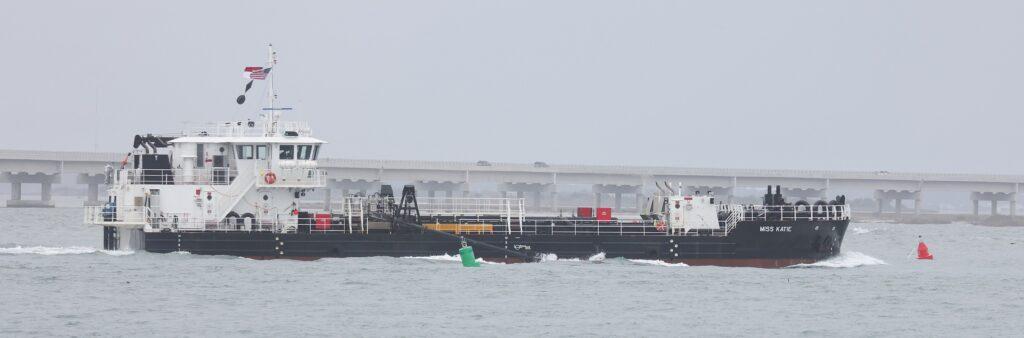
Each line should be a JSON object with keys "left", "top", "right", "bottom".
{"left": 459, "top": 246, "right": 481, "bottom": 267}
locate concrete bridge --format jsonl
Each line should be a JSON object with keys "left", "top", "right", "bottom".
{"left": 2, "top": 149, "right": 1022, "bottom": 217}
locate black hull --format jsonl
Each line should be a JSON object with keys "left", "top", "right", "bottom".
{"left": 141, "top": 219, "right": 848, "bottom": 268}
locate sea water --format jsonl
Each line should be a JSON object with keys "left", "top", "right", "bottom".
{"left": 2, "top": 208, "right": 1022, "bottom": 337}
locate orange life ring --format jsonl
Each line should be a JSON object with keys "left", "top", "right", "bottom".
{"left": 264, "top": 172, "right": 277, "bottom": 184}
{"left": 655, "top": 220, "right": 667, "bottom": 232}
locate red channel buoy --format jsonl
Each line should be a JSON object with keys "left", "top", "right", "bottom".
{"left": 917, "top": 240, "right": 934, "bottom": 260}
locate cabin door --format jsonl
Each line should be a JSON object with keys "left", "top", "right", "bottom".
{"left": 212, "top": 155, "right": 227, "bottom": 184}
{"left": 147, "top": 189, "right": 161, "bottom": 217}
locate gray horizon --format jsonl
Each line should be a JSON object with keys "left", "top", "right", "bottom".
{"left": 2, "top": 0, "right": 1022, "bottom": 174}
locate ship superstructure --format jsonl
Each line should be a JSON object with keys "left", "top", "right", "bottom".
{"left": 86, "top": 45, "right": 327, "bottom": 248}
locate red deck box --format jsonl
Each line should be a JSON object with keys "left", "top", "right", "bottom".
{"left": 314, "top": 213, "right": 332, "bottom": 230}
{"left": 577, "top": 207, "right": 594, "bottom": 218}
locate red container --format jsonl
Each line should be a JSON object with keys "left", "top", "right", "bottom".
{"left": 577, "top": 207, "right": 594, "bottom": 218}
{"left": 314, "top": 213, "right": 332, "bottom": 230}
{"left": 596, "top": 208, "right": 612, "bottom": 221}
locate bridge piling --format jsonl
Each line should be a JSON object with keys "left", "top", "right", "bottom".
{"left": 592, "top": 184, "right": 643, "bottom": 212}
{"left": 10, "top": 180, "right": 21, "bottom": 202}
{"left": 874, "top": 190, "right": 921, "bottom": 216}
{"left": 970, "top": 191, "right": 1016, "bottom": 217}
{"left": 1, "top": 172, "right": 59, "bottom": 208}
{"left": 76, "top": 173, "right": 107, "bottom": 206}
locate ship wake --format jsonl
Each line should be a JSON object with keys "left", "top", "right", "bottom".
{"left": 401, "top": 253, "right": 499, "bottom": 264}
{"left": 0, "top": 245, "right": 134, "bottom": 256}
{"left": 787, "top": 251, "right": 886, "bottom": 268}
{"left": 628, "top": 259, "right": 689, "bottom": 267}
{"left": 537, "top": 252, "right": 609, "bottom": 262}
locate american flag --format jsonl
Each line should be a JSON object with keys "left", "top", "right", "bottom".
{"left": 243, "top": 66, "right": 270, "bottom": 80}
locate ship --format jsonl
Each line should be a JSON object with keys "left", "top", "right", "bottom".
{"left": 84, "top": 45, "right": 849, "bottom": 268}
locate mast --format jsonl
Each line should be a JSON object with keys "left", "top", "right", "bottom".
{"left": 267, "top": 43, "right": 279, "bottom": 134}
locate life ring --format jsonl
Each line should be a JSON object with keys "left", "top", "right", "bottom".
{"left": 264, "top": 172, "right": 277, "bottom": 184}
{"left": 655, "top": 220, "right": 667, "bottom": 232}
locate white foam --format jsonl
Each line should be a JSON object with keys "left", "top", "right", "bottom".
{"left": 404, "top": 253, "right": 461, "bottom": 262}
{"left": 100, "top": 250, "right": 136, "bottom": 256}
{"left": 0, "top": 246, "right": 136, "bottom": 256}
{"left": 789, "top": 251, "right": 886, "bottom": 268}
{"left": 401, "top": 253, "right": 497, "bottom": 264}
{"left": 851, "top": 227, "right": 873, "bottom": 234}
{"left": 537, "top": 253, "right": 586, "bottom": 262}
{"left": 629, "top": 259, "right": 689, "bottom": 267}
{"left": 588, "top": 252, "right": 606, "bottom": 261}
{"left": 537, "top": 253, "right": 562, "bottom": 262}
{"left": 0, "top": 246, "right": 97, "bottom": 255}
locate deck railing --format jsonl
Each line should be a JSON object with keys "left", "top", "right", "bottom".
{"left": 84, "top": 200, "right": 849, "bottom": 236}
{"left": 739, "top": 204, "right": 850, "bottom": 221}
{"left": 116, "top": 168, "right": 240, "bottom": 185}
{"left": 83, "top": 206, "right": 152, "bottom": 226}
{"left": 181, "top": 120, "right": 313, "bottom": 138}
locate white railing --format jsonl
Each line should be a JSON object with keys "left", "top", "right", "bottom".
{"left": 416, "top": 198, "right": 523, "bottom": 217}
{"left": 117, "top": 168, "right": 240, "bottom": 185}
{"left": 365, "top": 196, "right": 396, "bottom": 215}
{"left": 340, "top": 197, "right": 366, "bottom": 234}
{"left": 85, "top": 201, "right": 847, "bottom": 235}
{"left": 739, "top": 204, "right": 850, "bottom": 221}
{"left": 274, "top": 121, "right": 312, "bottom": 136}
{"left": 179, "top": 120, "right": 312, "bottom": 138}
{"left": 84, "top": 206, "right": 152, "bottom": 226}
{"left": 718, "top": 204, "right": 742, "bottom": 233}
{"left": 539, "top": 219, "right": 659, "bottom": 236}
{"left": 186, "top": 122, "right": 265, "bottom": 138}
{"left": 209, "top": 170, "right": 258, "bottom": 221}
{"left": 148, "top": 213, "right": 295, "bottom": 232}
{"left": 416, "top": 197, "right": 526, "bottom": 234}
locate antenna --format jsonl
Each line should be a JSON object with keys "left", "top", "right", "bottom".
{"left": 267, "top": 43, "right": 279, "bottom": 134}
{"left": 256, "top": 43, "right": 287, "bottom": 136}
{"left": 268, "top": 43, "right": 277, "bottom": 113}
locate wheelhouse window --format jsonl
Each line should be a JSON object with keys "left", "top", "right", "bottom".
{"left": 312, "top": 145, "right": 320, "bottom": 160}
{"left": 279, "top": 145, "right": 295, "bottom": 160}
{"left": 236, "top": 145, "right": 254, "bottom": 159}
{"left": 255, "top": 145, "right": 268, "bottom": 160}
{"left": 297, "top": 145, "right": 313, "bottom": 160}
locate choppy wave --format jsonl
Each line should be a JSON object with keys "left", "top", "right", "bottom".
{"left": 538, "top": 252, "right": 686, "bottom": 266}
{"left": 628, "top": 259, "right": 689, "bottom": 267}
{"left": 537, "top": 253, "right": 568, "bottom": 262}
{"left": 788, "top": 251, "right": 886, "bottom": 268}
{"left": 101, "top": 250, "right": 136, "bottom": 256}
{"left": 401, "top": 253, "right": 497, "bottom": 264}
{"left": 0, "top": 246, "right": 135, "bottom": 256}
{"left": 537, "top": 253, "right": 606, "bottom": 262}
{"left": 403, "top": 253, "right": 462, "bottom": 262}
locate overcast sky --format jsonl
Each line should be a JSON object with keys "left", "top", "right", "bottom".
{"left": 1, "top": 1, "right": 1022, "bottom": 174}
